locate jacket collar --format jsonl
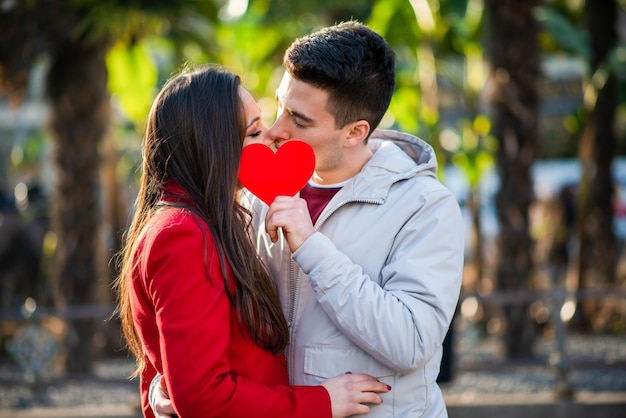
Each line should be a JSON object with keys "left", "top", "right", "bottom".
{"left": 339, "top": 130, "right": 437, "bottom": 201}
{"left": 161, "top": 180, "right": 195, "bottom": 206}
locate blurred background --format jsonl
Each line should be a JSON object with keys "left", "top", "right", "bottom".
{"left": 0, "top": 0, "right": 625, "bottom": 416}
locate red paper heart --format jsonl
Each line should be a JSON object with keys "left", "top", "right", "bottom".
{"left": 238, "top": 140, "right": 315, "bottom": 205}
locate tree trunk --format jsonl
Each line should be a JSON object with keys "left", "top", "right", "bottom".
{"left": 574, "top": 0, "right": 618, "bottom": 330}
{"left": 46, "top": 35, "right": 111, "bottom": 373}
{"left": 484, "top": 0, "right": 541, "bottom": 358}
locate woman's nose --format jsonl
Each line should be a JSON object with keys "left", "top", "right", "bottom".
{"left": 243, "top": 130, "right": 273, "bottom": 148}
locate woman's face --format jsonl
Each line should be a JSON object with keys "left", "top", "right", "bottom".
{"left": 240, "top": 87, "right": 272, "bottom": 148}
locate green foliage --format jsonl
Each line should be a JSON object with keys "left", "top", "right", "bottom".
{"left": 588, "top": 45, "right": 626, "bottom": 103}
{"left": 106, "top": 39, "right": 158, "bottom": 129}
{"left": 10, "top": 132, "right": 48, "bottom": 171}
{"left": 447, "top": 116, "right": 496, "bottom": 187}
{"left": 369, "top": 0, "right": 419, "bottom": 44}
{"left": 70, "top": 0, "right": 219, "bottom": 44}
{"left": 259, "top": 0, "right": 372, "bottom": 25}
{"left": 534, "top": 5, "right": 590, "bottom": 59}
{"left": 388, "top": 86, "right": 421, "bottom": 133}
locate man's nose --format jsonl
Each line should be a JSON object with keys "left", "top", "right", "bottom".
{"left": 268, "top": 117, "right": 290, "bottom": 144}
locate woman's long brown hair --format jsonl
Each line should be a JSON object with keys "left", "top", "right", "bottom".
{"left": 113, "top": 65, "right": 288, "bottom": 374}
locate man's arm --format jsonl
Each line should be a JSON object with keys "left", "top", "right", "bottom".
{"left": 269, "top": 190, "right": 464, "bottom": 372}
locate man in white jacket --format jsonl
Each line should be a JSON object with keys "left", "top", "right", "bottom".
{"left": 153, "top": 21, "right": 464, "bottom": 418}
{"left": 260, "top": 21, "right": 464, "bottom": 418}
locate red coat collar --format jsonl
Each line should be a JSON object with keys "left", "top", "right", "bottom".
{"left": 161, "top": 181, "right": 194, "bottom": 206}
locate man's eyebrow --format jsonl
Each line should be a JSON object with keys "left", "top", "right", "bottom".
{"left": 276, "top": 93, "right": 314, "bottom": 123}
{"left": 289, "top": 109, "right": 314, "bottom": 124}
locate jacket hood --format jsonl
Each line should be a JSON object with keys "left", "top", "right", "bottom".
{"left": 340, "top": 129, "right": 439, "bottom": 203}
{"left": 369, "top": 129, "right": 438, "bottom": 174}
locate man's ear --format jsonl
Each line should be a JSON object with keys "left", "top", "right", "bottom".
{"left": 344, "top": 120, "right": 370, "bottom": 147}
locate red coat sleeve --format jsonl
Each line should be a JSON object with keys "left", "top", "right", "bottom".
{"left": 140, "top": 359, "right": 157, "bottom": 418}
{"left": 135, "top": 210, "right": 331, "bottom": 418}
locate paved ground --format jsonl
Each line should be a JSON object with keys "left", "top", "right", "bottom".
{"left": 1, "top": 324, "right": 625, "bottom": 418}
{"left": 444, "top": 325, "right": 626, "bottom": 418}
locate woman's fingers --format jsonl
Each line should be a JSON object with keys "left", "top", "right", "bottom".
{"left": 344, "top": 373, "right": 392, "bottom": 393}
{"left": 323, "top": 373, "right": 391, "bottom": 417}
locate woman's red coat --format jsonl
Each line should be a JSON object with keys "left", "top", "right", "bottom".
{"left": 129, "top": 189, "right": 330, "bottom": 417}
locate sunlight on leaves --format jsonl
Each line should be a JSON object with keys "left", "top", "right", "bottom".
{"left": 106, "top": 39, "right": 159, "bottom": 130}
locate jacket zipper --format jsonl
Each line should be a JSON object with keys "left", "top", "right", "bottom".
{"left": 287, "top": 259, "right": 299, "bottom": 383}
{"left": 286, "top": 196, "right": 383, "bottom": 383}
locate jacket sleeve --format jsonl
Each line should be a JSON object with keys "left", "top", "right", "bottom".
{"left": 293, "top": 189, "right": 464, "bottom": 373}
{"left": 143, "top": 214, "right": 330, "bottom": 418}
{"left": 141, "top": 359, "right": 158, "bottom": 418}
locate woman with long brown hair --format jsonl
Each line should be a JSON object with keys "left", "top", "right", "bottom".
{"left": 114, "top": 65, "right": 387, "bottom": 418}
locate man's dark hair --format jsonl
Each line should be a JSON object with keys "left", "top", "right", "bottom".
{"left": 284, "top": 21, "right": 395, "bottom": 134}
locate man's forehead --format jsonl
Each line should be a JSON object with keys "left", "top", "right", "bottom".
{"left": 276, "top": 73, "right": 328, "bottom": 110}
{"left": 275, "top": 73, "right": 289, "bottom": 101}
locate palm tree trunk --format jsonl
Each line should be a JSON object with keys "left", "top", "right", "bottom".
{"left": 574, "top": 0, "right": 618, "bottom": 330}
{"left": 46, "top": 35, "right": 110, "bottom": 373}
{"left": 485, "top": 0, "right": 541, "bottom": 358}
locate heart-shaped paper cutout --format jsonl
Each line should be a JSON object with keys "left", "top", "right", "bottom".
{"left": 238, "top": 140, "right": 315, "bottom": 205}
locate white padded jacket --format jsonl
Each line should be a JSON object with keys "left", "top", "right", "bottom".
{"left": 247, "top": 129, "right": 465, "bottom": 418}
